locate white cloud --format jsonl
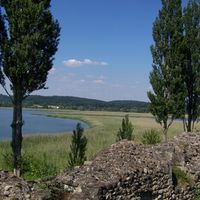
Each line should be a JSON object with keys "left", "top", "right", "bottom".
{"left": 84, "top": 59, "right": 93, "bottom": 65}
{"left": 93, "top": 79, "right": 105, "bottom": 84}
{"left": 63, "top": 59, "right": 82, "bottom": 67}
{"left": 63, "top": 58, "right": 108, "bottom": 67}
{"left": 79, "top": 79, "right": 86, "bottom": 84}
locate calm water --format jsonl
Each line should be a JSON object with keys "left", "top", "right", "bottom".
{"left": 0, "top": 108, "right": 88, "bottom": 140}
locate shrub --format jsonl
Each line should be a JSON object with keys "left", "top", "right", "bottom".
{"left": 141, "top": 129, "right": 161, "bottom": 145}
{"left": 68, "top": 123, "right": 87, "bottom": 169}
{"left": 193, "top": 187, "right": 200, "bottom": 200}
{"left": 24, "top": 153, "right": 57, "bottom": 180}
{"left": 2, "top": 152, "right": 57, "bottom": 179}
{"left": 2, "top": 151, "right": 13, "bottom": 171}
{"left": 117, "top": 115, "right": 134, "bottom": 141}
{"left": 172, "top": 166, "right": 192, "bottom": 187}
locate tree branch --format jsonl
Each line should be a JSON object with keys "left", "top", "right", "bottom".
{"left": 167, "top": 117, "right": 174, "bottom": 129}
{"left": 1, "top": 84, "right": 14, "bottom": 103}
{"left": 22, "top": 93, "right": 30, "bottom": 100}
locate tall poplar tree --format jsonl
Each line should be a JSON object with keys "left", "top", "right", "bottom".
{"left": 0, "top": 0, "right": 60, "bottom": 176}
{"left": 0, "top": 8, "right": 5, "bottom": 86}
{"left": 182, "top": 0, "right": 200, "bottom": 132}
{"left": 148, "top": 0, "right": 185, "bottom": 142}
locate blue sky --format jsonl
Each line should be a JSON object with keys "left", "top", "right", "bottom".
{"left": 0, "top": 0, "right": 188, "bottom": 101}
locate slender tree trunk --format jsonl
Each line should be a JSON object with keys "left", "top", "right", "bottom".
{"left": 163, "top": 122, "right": 168, "bottom": 143}
{"left": 186, "top": 55, "right": 194, "bottom": 133}
{"left": 182, "top": 118, "right": 186, "bottom": 132}
{"left": 11, "top": 91, "right": 23, "bottom": 177}
{"left": 192, "top": 120, "right": 195, "bottom": 132}
{"left": 163, "top": 129, "right": 168, "bottom": 143}
{"left": 187, "top": 111, "right": 192, "bottom": 132}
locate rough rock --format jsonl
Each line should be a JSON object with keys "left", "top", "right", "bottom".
{"left": 1, "top": 133, "right": 200, "bottom": 199}
{"left": 0, "top": 171, "right": 51, "bottom": 200}
{"left": 52, "top": 133, "right": 200, "bottom": 200}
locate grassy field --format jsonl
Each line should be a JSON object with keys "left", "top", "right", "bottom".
{"left": 0, "top": 109, "right": 196, "bottom": 179}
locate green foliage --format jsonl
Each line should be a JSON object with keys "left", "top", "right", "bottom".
{"left": 23, "top": 153, "right": 57, "bottom": 180}
{"left": 68, "top": 123, "right": 88, "bottom": 169}
{"left": 2, "top": 152, "right": 13, "bottom": 171}
{"left": 148, "top": 0, "right": 185, "bottom": 141}
{"left": 193, "top": 187, "right": 200, "bottom": 200}
{"left": 181, "top": 0, "right": 200, "bottom": 132}
{"left": 2, "top": 152, "right": 57, "bottom": 180}
{"left": 172, "top": 166, "right": 192, "bottom": 187}
{"left": 141, "top": 129, "right": 161, "bottom": 145}
{"left": 117, "top": 115, "right": 134, "bottom": 141}
{"left": 3, "top": 153, "right": 58, "bottom": 180}
{"left": 0, "top": 9, "right": 5, "bottom": 86}
{"left": 149, "top": 0, "right": 200, "bottom": 134}
{"left": 0, "top": 0, "right": 60, "bottom": 172}
{"left": 0, "top": 0, "right": 60, "bottom": 97}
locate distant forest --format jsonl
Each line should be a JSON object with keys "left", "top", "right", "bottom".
{"left": 0, "top": 94, "right": 149, "bottom": 113}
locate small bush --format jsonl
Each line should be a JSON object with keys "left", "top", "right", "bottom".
{"left": 172, "top": 166, "right": 192, "bottom": 187}
{"left": 23, "top": 153, "right": 57, "bottom": 180}
{"left": 2, "top": 152, "right": 57, "bottom": 179}
{"left": 141, "top": 129, "right": 161, "bottom": 145}
{"left": 193, "top": 187, "right": 200, "bottom": 200}
{"left": 117, "top": 115, "right": 134, "bottom": 141}
{"left": 25, "top": 153, "right": 57, "bottom": 178}
{"left": 68, "top": 123, "right": 87, "bottom": 169}
{"left": 2, "top": 152, "right": 13, "bottom": 171}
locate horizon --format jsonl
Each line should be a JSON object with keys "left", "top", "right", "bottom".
{"left": 0, "top": 93, "right": 149, "bottom": 103}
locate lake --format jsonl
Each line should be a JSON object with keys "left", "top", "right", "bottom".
{"left": 0, "top": 108, "right": 89, "bottom": 140}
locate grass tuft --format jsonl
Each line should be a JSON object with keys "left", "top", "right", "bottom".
{"left": 141, "top": 129, "right": 162, "bottom": 145}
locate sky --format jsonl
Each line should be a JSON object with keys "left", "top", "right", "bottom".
{"left": 0, "top": 0, "right": 188, "bottom": 101}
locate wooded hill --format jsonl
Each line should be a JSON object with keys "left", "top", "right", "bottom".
{"left": 0, "top": 94, "right": 149, "bottom": 112}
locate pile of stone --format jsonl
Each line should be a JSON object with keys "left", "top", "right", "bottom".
{"left": 53, "top": 142, "right": 173, "bottom": 199}
{"left": 173, "top": 133, "right": 200, "bottom": 176}
{"left": 0, "top": 171, "right": 50, "bottom": 200}
{"left": 1, "top": 133, "right": 200, "bottom": 200}
{"left": 53, "top": 133, "right": 200, "bottom": 200}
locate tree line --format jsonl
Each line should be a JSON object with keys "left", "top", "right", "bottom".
{"left": 148, "top": 0, "right": 200, "bottom": 142}
{"left": 0, "top": 94, "right": 150, "bottom": 112}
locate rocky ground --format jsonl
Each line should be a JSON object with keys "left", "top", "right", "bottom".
{"left": 1, "top": 133, "right": 200, "bottom": 200}
{"left": 0, "top": 171, "right": 50, "bottom": 200}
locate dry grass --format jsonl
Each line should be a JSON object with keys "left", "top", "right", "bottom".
{"left": 0, "top": 109, "right": 197, "bottom": 179}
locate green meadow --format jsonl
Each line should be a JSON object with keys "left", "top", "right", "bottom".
{"left": 0, "top": 109, "right": 197, "bottom": 179}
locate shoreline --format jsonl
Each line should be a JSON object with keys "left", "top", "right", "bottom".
{"left": 0, "top": 108, "right": 91, "bottom": 141}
